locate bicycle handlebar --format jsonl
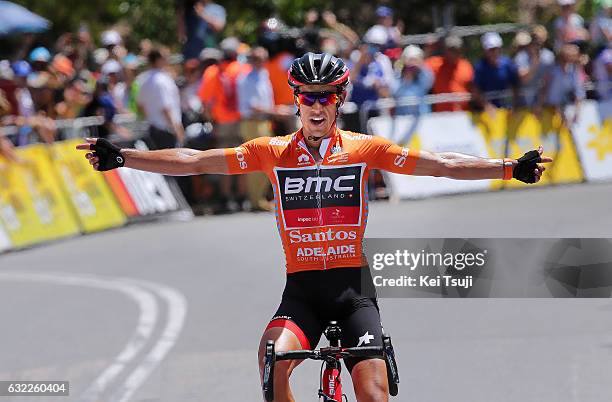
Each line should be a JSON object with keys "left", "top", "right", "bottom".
{"left": 275, "top": 346, "right": 384, "bottom": 361}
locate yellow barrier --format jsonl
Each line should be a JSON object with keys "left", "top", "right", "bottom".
{"left": 0, "top": 144, "right": 80, "bottom": 247}
{"left": 472, "top": 108, "right": 584, "bottom": 190}
{"left": 51, "top": 139, "right": 126, "bottom": 233}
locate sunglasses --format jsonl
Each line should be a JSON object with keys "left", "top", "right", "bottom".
{"left": 296, "top": 91, "right": 339, "bottom": 107}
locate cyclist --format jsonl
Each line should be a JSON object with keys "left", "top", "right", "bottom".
{"left": 77, "top": 52, "right": 552, "bottom": 402}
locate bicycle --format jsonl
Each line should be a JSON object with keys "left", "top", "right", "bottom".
{"left": 262, "top": 321, "right": 400, "bottom": 401}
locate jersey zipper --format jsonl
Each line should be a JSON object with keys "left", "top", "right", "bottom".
{"left": 314, "top": 161, "right": 327, "bottom": 270}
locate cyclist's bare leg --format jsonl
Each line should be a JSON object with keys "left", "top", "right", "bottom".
{"left": 258, "top": 327, "right": 304, "bottom": 402}
{"left": 350, "top": 359, "right": 389, "bottom": 402}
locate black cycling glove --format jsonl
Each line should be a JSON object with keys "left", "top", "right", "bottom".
{"left": 513, "top": 150, "right": 541, "bottom": 183}
{"left": 91, "top": 138, "right": 125, "bottom": 171}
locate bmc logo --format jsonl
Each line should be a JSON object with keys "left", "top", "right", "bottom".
{"left": 235, "top": 148, "right": 248, "bottom": 169}
{"left": 285, "top": 175, "right": 355, "bottom": 195}
{"left": 393, "top": 148, "right": 410, "bottom": 168}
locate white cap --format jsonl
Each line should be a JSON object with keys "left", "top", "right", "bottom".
{"left": 402, "top": 45, "right": 424, "bottom": 61}
{"left": 481, "top": 32, "right": 503, "bottom": 50}
{"left": 557, "top": 0, "right": 576, "bottom": 5}
{"left": 93, "top": 48, "right": 109, "bottom": 65}
{"left": 364, "top": 25, "right": 388, "bottom": 46}
{"left": 101, "top": 30, "right": 122, "bottom": 46}
{"left": 101, "top": 59, "right": 122, "bottom": 75}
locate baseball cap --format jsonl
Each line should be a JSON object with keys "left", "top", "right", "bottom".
{"left": 93, "top": 48, "right": 109, "bottom": 65}
{"left": 29, "top": 47, "right": 51, "bottom": 63}
{"left": 220, "top": 37, "right": 240, "bottom": 53}
{"left": 514, "top": 31, "right": 532, "bottom": 47}
{"left": 481, "top": 32, "right": 503, "bottom": 50}
{"left": 364, "top": 25, "right": 388, "bottom": 46}
{"left": 101, "top": 30, "right": 122, "bottom": 47}
{"left": 444, "top": 35, "right": 463, "bottom": 49}
{"left": 376, "top": 6, "right": 393, "bottom": 18}
{"left": 11, "top": 60, "right": 31, "bottom": 77}
{"left": 101, "top": 59, "right": 122, "bottom": 75}
{"left": 199, "top": 47, "right": 222, "bottom": 61}
{"left": 402, "top": 45, "right": 424, "bottom": 61}
{"left": 557, "top": 0, "right": 576, "bottom": 5}
{"left": 52, "top": 54, "right": 75, "bottom": 77}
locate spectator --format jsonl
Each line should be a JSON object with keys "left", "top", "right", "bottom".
{"left": 101, "top": 30, "right": 123, "bottom": 57}
{"left": 0, "top": 60, "right": 18, "bottom": 117}
{"left": 29, "top": 47, "right": 51, "bottom": 74}
{"left": 593, "top": 48, "right": 612, "bottom": 100}
{"left": 590, "top": 0, "right": 612, "bottom": 54}
{"left": 364, "top": 6, "right": 402, "bottom": 51}
{"left": 260, "top": 17, "right": 300, "bottom": 135}
{"left": 55, "top": 78, "right": 90, "bottom": 119}
{"left": 302, "top": 9, "right": 322, "bottom": 53}
{"left": 198, "top": 37, "right": 247, "bottom": 145}
{"left": 101, "top": 59, "right": 127, "bottom": 112}
{"left": 425, "top": 35, "right": 474, "bottom": 112}
{"left": 553, "top": 0, "right": 589, "bottom": 51}
{"left": 348, "top": 29, "right": 396, "bottom": 107}
{"left": 197, "top": 37, "right": 249, "bottom": 211}
{"left": 176, "top": 0, "right": 226, "bottom": 60}
{"left": 538, "top": 44, "right": 585, "bottom": 125}
{"left": 137, "top": 49, "right": 184, "bottom": 149}
{"left": 514, "top": 31, "right": 555, "bottom": 106}
{"left": 394, "top": 45, "right": 433, "bottom": 116}
{"left": 180, "top": 58, "right": 205, "bottom": 123}
{"left": 472, "top": 32, "right": 519, "bottom": 112}
{"left": 51, "top": 54, "right": 76, "bottom": 86}
{"left": 237, "top": 46, "right": 277, "bottom": 211}
{"left": 11, "top": 61, "right": 35, "bottom": 119}
{"left": 120, "top": 54, "right": 141, "bottom": 114}
{"left": 10, "top": 61, "right": 37, "bottom": 146}
{"left": 81, "top": 78, "right": 117, "bottom": 138}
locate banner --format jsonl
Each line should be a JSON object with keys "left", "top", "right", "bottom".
{"left": 103, "top": 140, "right": 192, "bottom": 220}
{"left": 0, "top": 145, "right": 80, "bottom": 247}
{"left": 51, "top": 139, "right": 126, "bottom": 233}
{"left": 472, "top": 108, "right": 584, "bottom": 189}
{"left": 570, "top": 99, "right": 612, "bottom": 181}
{"left": 369, "top": 113, "right": 492, "bottom": 199}
{"left": 17, "top": 145, "right": 81, "bottom": 240}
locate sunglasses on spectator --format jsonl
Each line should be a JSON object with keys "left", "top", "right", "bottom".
{"left": 296, "top": 92, "right": 339, "bottom": 107}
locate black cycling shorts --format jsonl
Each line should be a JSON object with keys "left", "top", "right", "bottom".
{"left": 266, "top": 266, "right": 384, "bottom": 373}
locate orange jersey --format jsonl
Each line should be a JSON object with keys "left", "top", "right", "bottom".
{"left": 225, "top": 128, "right": 419, "bottom": 274}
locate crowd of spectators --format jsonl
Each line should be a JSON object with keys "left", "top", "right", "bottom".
{"left": 0, "top": 0, "right": 610, "bottom": 212}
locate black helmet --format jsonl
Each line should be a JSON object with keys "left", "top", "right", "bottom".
{"left": 288, "top": 52, "right": 350, "bottom": 93}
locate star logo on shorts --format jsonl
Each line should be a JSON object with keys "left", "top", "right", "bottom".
{"left": 357, "top": 331, "right": 374, "bottom": 347}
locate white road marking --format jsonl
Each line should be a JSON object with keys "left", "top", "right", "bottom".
{"left": 109, "top": 279, "right": 187, "bottom": 402}
{"left": 0, "top": 271, "right": 188, "bottom": 402}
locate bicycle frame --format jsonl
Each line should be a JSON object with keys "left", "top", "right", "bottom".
{"left": 262, "top": 321, "right": 399, "bottom": 402}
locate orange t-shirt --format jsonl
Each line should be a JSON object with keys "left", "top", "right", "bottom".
{"left": 198, "top": 60, "right": 251, "bottom": 124}
{"left": 224, "top": 129, "right": 420, "bottom": 274}
{"left": 265, "top": 52, "right": 295, "bottom": 106}
{"left": 425, "top": 56, "right": 474, "bottom": 112}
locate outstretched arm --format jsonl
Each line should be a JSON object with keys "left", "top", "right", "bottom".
{"left": 121, "top": 147, "right": 228, "bottom": 175}
{"left": 412, "top": 150, "right": 513, "bottom": 180}
{"left": 76, "top": 137, "right": 263, "bottom": 176}
{"left": 369, "top": 137, "right": 552, "bottom": 183}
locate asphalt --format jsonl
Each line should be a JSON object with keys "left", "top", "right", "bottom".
{"left": 1, "top": 181, "right": 611, "bottom": 402}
